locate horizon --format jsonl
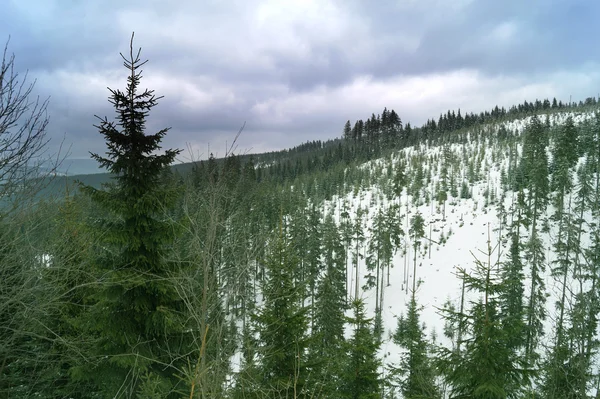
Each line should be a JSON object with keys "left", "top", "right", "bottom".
{"left": 2, "top": 0, "right": 599, "bottom": 161}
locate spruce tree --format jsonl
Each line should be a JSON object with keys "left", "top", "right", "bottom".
{"left": 309, "top": 213, "right": 348, "bottom": 396}
{"left": 254, "top": 230, "right": 310, "bottom": 398}
{"left": 437, "top": 233, "right": 531, "bottom": 399}
{"left": 344, "top": 120, "right": 353, "bottom": 140}
{"left": 520, "top": 115, "right": 550, "bottom": 366}
{"left": 341, "top": 299, "right": 382, "bottom": 399}
{"left": 409, "top": 212, "right": 425, "bottom": 293}
{"left": 76, "top": 35, "right": 187, "bottom": 397}
{"left": 541, "top": 118, "right": 582, "bottom": 399}
{"left": 352, "top": 206, "right": 367, "bottom": 300}
{"left": 392, "top": 292, "right": 439, "bottom": 399}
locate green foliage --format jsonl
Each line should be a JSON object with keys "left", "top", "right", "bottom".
{"left": 437, "top": 248, "right": 531, "bottom": 399}
{"left": 521, "top": 116, "right": 550, "bottom": 204}
{"left": 254, "top": 232, "right": 310, "bottom": 398}
{"left": 76, "top": 36, "right": 188, "bottom": 397}
{"left": 551, "top": 116, "right": 578, "bottom": 194}
{"left": 392, "top": 294, "right": 439, "bottom": 399}
{"left": 341, "top": 299, "right": 382, "bottom": 399}
{"left": 309, "top": 213, "right": 348, "bottom": 396}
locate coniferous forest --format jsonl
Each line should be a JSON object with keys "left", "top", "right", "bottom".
{"left": 3, "top": 37, "right": 600, "bottom": 399}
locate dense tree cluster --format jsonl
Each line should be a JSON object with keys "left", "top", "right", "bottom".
{"left": 2, "top": 36, "right": 600, "bottom": 399}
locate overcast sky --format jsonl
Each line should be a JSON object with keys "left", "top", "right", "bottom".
{"left": 2, "top": 0, "right": 599, "bottom": 162}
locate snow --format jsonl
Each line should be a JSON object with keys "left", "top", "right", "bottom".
{"left": 228, "top": 109, "right": 600, "bottom": 396}
{"left": 318, "top": 110, "right": 599, "bottom": 386}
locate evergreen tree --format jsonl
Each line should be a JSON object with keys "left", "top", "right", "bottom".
{"left": 341, "top": 299, "right": 382, "bottom": 399}
{"left": 309, "top": 213, "right": 348, "bottom": 397}
{"left": 498, "top": 191, "right": 527, "bottom": 353}
{"left": 306, "top": 203, "right": 323, "bottom": 326}
{"left": 392, "top": 292, "right": 439, "bottom": 399}
{"left": 344, "top": 120, "right": 353, "bottom": 140}
{"left": 520, "top": 116, "right": 550, "bottom": 366}
{"left": 254, "top": 231, "right": 310, "bottom": 398}
{"left": 437, "top": 234, "right": 531, "bottom": 399}
{"left": 352, "top": 206, "right": 367, "bottom": 300}
{"left": 542, "top": 117, "right": 581, "bottom": 398}
{"left": 76, "top": 35, "right": 187, "bottom": 397}
{"left": 364, "top": 205, "right": 402, "bottom": 340}
{"left": 551, "top": 116, "right": 579, "bottom": 194}
{"left": 542, "top": 156, "right": 600, "bottom": 398}
{"left": 409, "top": 212, "right": 425, "bottom": 293}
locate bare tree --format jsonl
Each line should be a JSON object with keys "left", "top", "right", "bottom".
{"left": 0, "top": 37, "right": 65, "bottom": 396}
{"left": 0, "top": 37, "right": 60, "bottom": 207}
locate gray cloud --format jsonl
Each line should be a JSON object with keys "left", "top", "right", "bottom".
{"left": 1, "top": 0, "right": 598, "bottom": 160}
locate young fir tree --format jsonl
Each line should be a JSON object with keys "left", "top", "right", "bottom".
{"left": 339, "top": 199, "right": 354, "bottom": 304}
{"left": 352, "top": 206, "right": 367, "bottom": 300}
{"left": 341, "top": 299, "right": 382, "bottom": 399}
{"left": 306, "top": 202, "right": 323, "bottom": 327}
{"left": 309, "top": 213, "right": 348, "bottom": 397}
{"left": 542, "top": 157, "right": 600, "bottom": 398}
{"left": 498, "top": 191, "right": 527, "bottom": 353}
{"left": 520, "top": 115, "right": 550, "bottom": 367}
{"left": 76, "top": 35, "right": 187, "bottom": 397}
{"left": 409, "top": 212, "right": 425, "bottom": 294}
{"left": 542, "top": 117, "right": 582, "bottom": 398}
{"left": 344, "top": 120, "right": 353, "bottom": 140}
{"left": 437, "top": 232, "right": 531, "bottom": 399}
{"left": 289, "top": 206, "right": 309, "bottom": 301}
{"left": 365, "top": 205, "right": 403, "bottom": 340}
{"left": 392, "top": 291, "right": 439, "bottom": 399}
{"left": 254, "top": 230, "right": 310, "bottom": 398}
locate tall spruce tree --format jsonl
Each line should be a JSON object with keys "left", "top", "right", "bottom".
{"left": 392, "top": 291, "right": 439, "bottom": 399}
{"left": 542, "top": 117, "right": 582, "bottom": 398}
{"left": 254, "top": 230, "right": 310, "bottom": 398}
{"left": 437, "top": 232, "right": 531, "bottom": 399}
{"left": 498, "top": 191, "right": 526, "bottom": 353}
{"left": 309, "top": 213, "right": 348, "bottom": 397}
{"left": 341, "top": 299, "right": 382, "bottom": 399}
{"left": 76, "top": 35, "right": 187, "bottom": 397}
{"left": 520, "top": 115, "right": 550, "bottom": 366}
{"left": 409, "top": 212, "right": 425, "bottom": 293}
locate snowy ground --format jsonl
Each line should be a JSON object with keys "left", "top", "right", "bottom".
{"left": 229, "top": 110, "right": 599, "bottom": 396}
{"left": 322, "top": 110, "right": 599, "bottom": 384}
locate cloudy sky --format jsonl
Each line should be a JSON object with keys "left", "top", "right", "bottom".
{"left": 1, "top": 0, "right": 599, "bottom": 163}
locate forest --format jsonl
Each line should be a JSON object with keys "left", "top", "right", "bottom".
{"left": 2, "top": 38, "right": 600, "bottom": 399}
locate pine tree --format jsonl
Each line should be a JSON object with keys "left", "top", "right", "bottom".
{"left": 364, "top": 205, "right": 402, "bottom": 341}
{"left": 542, "top": 117, "right": 581, "bottom": 398}
{"left": 551, "top": 116, "right": 579, "bottom": 194}
{"left": 498, "top": 191, "right": 526, "bottom": 353}
{"left": 409, "top": 212, "right": 425, "bottom": 293}
{"left": 520, "top": 115, "right": 550, "bottom": 366}
{"left": 352, "top": 206, "right": 367, "bottom": 300}
{"left": 341, "top": 299, "right": 382, "bottom": 399}
{"left": 541, "top": 153, "right": 600, "bottom": 398}
{"left": 392, "top": 292, "right": 439, "bottom": 399}
{"left": 340, "top": 200, "right": 354, "bottom": 304}
{"left": 344, "top": 120, "right": 353, "bottom": 140}
{"left": 309, "top": 213, "right": 348, "bottom": 396}
{"left": 254, "top": 231, "right": 310, "bottom": 398}
{"left": 437, "top": 231, "right": 531, "bottom": 399}
{"left": 76, "top": 35, "right": 187, "bottom": 397}
{"left": 306, "top": 203, "right": 323, "bottom": 327}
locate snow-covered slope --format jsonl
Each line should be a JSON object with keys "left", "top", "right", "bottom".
{"left": 320, "top": 110, "right": 599, "bottom": 386}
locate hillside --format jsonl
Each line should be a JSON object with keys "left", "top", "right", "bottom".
{"left": 219, "top": 106, "right": 599, "bottom": 397}
{"left": 318, "top": 111, "right": 599, "bottom": 394}
{"left": 3, "top": 102, "right": 600, "bottom": 398}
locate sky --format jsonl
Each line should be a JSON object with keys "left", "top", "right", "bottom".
{"left": 1, "top": 0, "right": 599, "bottom": 163}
